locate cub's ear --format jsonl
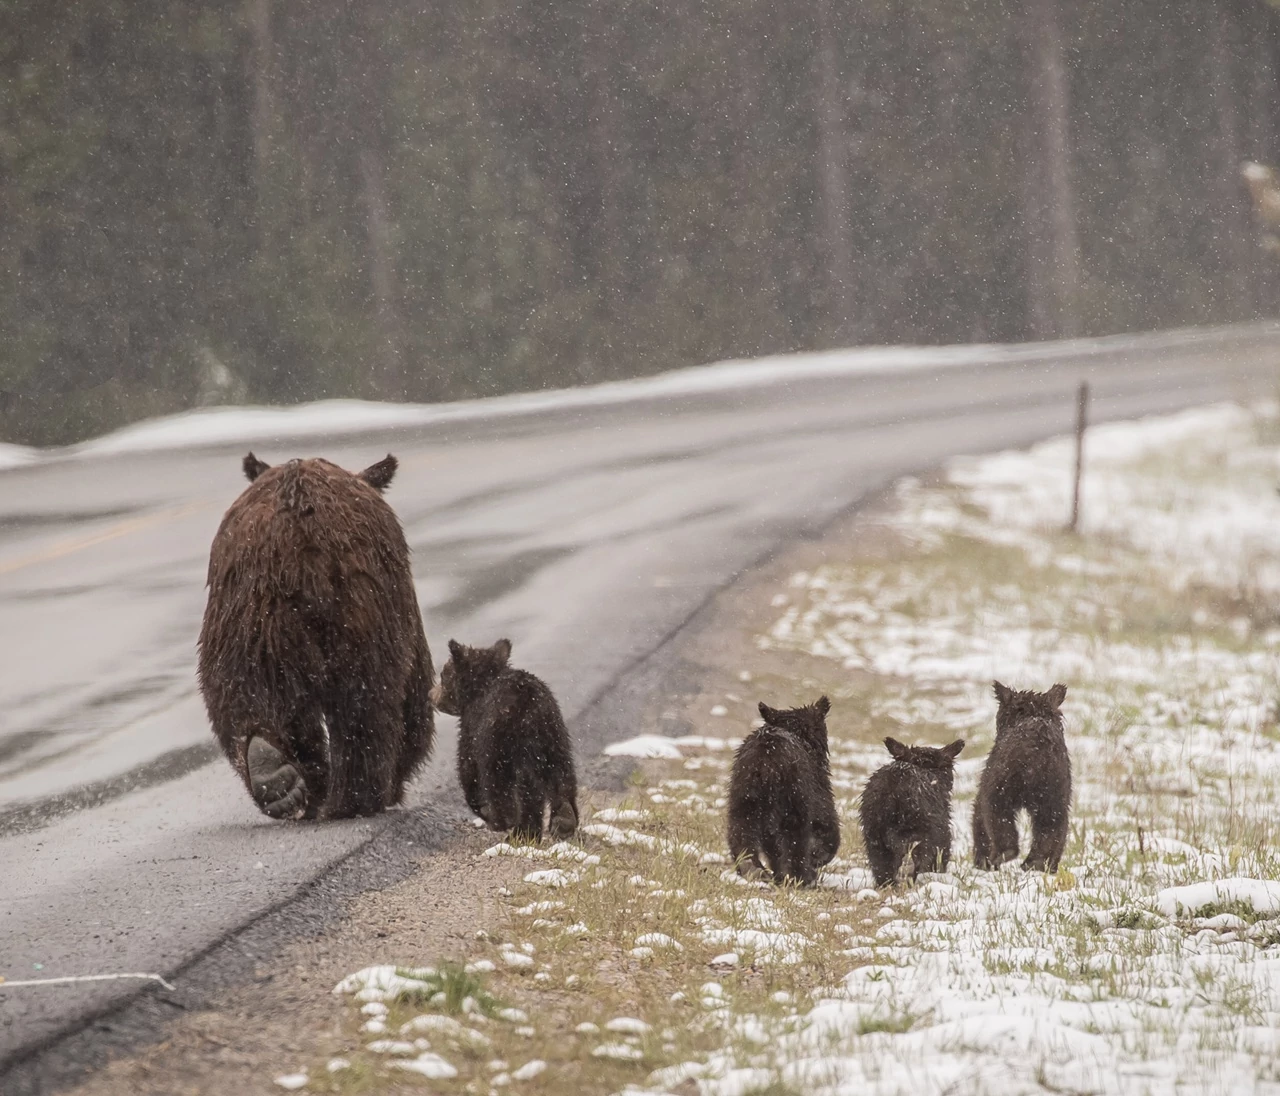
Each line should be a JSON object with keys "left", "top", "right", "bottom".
{"left": 243, "top": 452, "right": 270, "bottom": 482}
{"left": 993, "top": 680, "right": 1014, "bottom": 705}
{"left": 758, "top": 701, "right": 780, "bottom": 725}
{"left": 448, "top": 638, "right": 465, "bottom": 661}
{"left": 492, "top": 638, "right": 513, "bottom": 665}
{"left": 884, "top": 737, "right": 909, "bottom": 760}
{"left": 942, "top": 739, "right": 966, "bottom": 760}
{"left": 1046, "top": 683, "right": 1067, "bottom": 709}
{"left": 814, "top": 695, "right": 831, "bottom": 717}
{"left": 359, "top": 454, "right": 398, "bottom": 491}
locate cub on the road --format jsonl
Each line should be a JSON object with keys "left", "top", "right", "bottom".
{"left": 727, "top": 696, "right": 840, "bottom": 886}
{"left": 198, "top": 452, "right": 434, "bottom": 821}
{"left": 431, "top": 638, "right": 578, "bottom": 842}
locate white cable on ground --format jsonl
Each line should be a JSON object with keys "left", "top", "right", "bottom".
{"left": 0, "top": 972, "right": 176, "bottom": 991}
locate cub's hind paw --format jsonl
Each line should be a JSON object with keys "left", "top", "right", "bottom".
{"left": 247, "top": 737, "right": 309, "bottom": 820}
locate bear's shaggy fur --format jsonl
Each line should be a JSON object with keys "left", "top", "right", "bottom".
{"left": 198, "top": 452, "right": 433, "bottom": 820}
{"left": 727, "top": 696, "right": 840, "bottom": 886}
{"left": 430, "top": 638, "right": 578, "bottom": 842}
{"left": 859, "top": 737, "right": 964, "bottom": 887}
{"left": 973, "top": 681, "right": 1072, "bottom": 872}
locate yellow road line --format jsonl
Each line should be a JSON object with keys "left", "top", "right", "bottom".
{"left": 0, "top": 500, "right": 211, "bottom": 577}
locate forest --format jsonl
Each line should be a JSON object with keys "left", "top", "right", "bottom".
{"left": 2, "top": 0, "right": 1279, "bottom": 446}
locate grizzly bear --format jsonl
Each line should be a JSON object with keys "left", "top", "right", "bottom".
{"left": 198, "top": 452, "right": 434, "bottom": 820}
{"left": 859, "top": 737, "right": 965, "bottom": 887}
{"left": 973, "top": 681, "right": 1071, "bottom": 872}
{"left": 727, "top": 697, "right": 840, "bottom": 886}
{"left": 429, "top": 638, "right": 578, "bottom": 841}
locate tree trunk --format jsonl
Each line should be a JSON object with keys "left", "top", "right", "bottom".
{"left": 583, "top": 0, "right": 626, "bottom": 332}
{"left": 246, "top": 0, "right": 275, "bottom": 233}
{"left": 1246, "top": 2, "right": 1278, "bottom": 161}
{"left": 812, "top": 0, "right": 857, "bottom": 344}
{"left": 358, "top": 148, "right": 407, "bottom": 402}
{"left": 1208, "top": 0, "right": 1257, "bottom": 317}
{"left": 1018, "top": 0, "right": 1082, "bottom": 340}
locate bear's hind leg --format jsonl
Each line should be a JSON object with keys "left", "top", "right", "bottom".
{"left": 1024, "top": 806, "right": 1069, "bottom": 872}
{"left": 393, "top": 641, "right": 435, "bottom": 803}
{"left": 322, "top": 689, "right": 399, "bottom": 819}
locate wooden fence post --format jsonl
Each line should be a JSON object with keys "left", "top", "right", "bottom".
{"left": 1069, "top": 380, "right": 1089, "bottom": 532}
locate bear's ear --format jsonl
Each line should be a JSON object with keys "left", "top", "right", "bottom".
{"left": 1046, "top": 683, "right": 1067, "bottom": 709}
{"left": 448, "top": 638, "right": 465, "bottom": 662}
{"left": 942, "top": 739, "right": 965, "bottom": 760}
{"left": 492, "top": 638, "right": 512, "bottom": 666}
{"left": 993, "top": 680, "right": 1014, "bottom": 706}
{"left": 814, "top": 695, "right": 831, "bottom": 717}
{"left": 243, "top": 452, "right": 270, "bottom": 482}
{"left": 359, "top": 454, "right": 398, "bottom": 491}
{"left": 758, "top": 701, "right": 780, "bottom": 725}
{"left": 885, "top": 737, "right": 909, "bottom": 760}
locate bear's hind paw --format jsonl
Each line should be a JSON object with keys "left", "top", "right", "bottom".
{"left": 247, "top": 737, "right": 309, "bottom": 820}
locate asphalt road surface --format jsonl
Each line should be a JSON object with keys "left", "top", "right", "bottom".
{"left": 2, "top": 324, "right": 1279, "bottom": 1079}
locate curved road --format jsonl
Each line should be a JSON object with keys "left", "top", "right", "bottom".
{"left": 2, "top": 324, "right": 1278, "bottom": 1081}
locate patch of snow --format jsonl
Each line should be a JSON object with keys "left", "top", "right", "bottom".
{"left": 593, "top": 1042, "right": 645, "bottom": 1061}
{"left": 634, "top": 933, "right": 683, "bottom": 951}
{"left": 606, "top": 1017, "right": 652, "bottom": 1035}
{"left": 522, "top": 869, "right": 579, "bottom": 888}
{"left": 512, "top": 1059, "right": 547, "bottom": 1080}
{"left": 603, "top": 735, "right": 684, "bottom": 759}
{"left": 0, "top": 444, "right": 37, "bottom": 470}
{"left": 333, "top": 965, "right": 436, "bottom": 1000}
{"left": 1156, "top": 878, "right": 1280, "bottom": 918}
{"left": 591, "top": 808, "right": 651, "bottom": 823}
{"left": 389, "top": 1053, "right": 458, "bottom": 1079}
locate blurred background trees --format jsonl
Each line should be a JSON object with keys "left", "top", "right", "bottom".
{"left": 2, "top": 0, "right": 1279, "bottom": 445}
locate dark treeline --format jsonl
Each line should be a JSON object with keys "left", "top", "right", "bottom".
{"left": 3, "top": 0, "right": 1280, "bottom": 446}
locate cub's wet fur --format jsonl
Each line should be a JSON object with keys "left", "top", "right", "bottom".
{"left": 973, "top": 681, "right": 1072, "bottom": 872}
{"left": 859, "top": 737, "right": 964, "bottom": 887}
{"left": 430, "top": 638, "right": 577, "bottom": 841}
{"left": 727, "top": 696, "right": 840, "bottom": 886}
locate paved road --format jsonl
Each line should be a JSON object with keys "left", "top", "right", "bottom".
{"left": 1, "top": 324, "right": 1278, "bottom": 1076}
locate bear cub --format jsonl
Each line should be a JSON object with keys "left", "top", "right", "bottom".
{"left": 727, "top": 696, "right": 840, "bottom": 886}
{"left": 973, "top": 681, "right": 1072, "bottom": 873}
{"left": 859, "top": 737, "right": 965, "bottom": 886}
{"left": 430, "top": 638, "right": 578, "bottom": 842}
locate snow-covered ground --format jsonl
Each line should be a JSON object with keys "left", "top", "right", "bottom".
{"left": 0, "top": 324, "right": 1255, "bottom": 461}
{"left": 62, "top": 344, "right": 999, "bottom": 455}
{"left": 0, "top": 442, "right": 37, "bottom": 469}
{"left": 315, "top": 401, "right": 1280, "bottom": 1095}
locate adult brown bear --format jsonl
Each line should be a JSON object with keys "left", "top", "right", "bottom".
{"left": 198, "top": 452, "right": 434, "bottom": 820}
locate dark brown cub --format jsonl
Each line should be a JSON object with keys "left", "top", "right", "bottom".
{"left": 727, "top": 696, "right": 840, "bottom": 887}
{"left": 430, "top": 638, "right": 578, "bottom": 842}
{"left": 199, "top": 453, "right": 434, "bottom": 821}
{"left": 973, "top": 681, "right": 1072, "bottom": 872}
{"left": 859, "top": 737, "right": 964, "bottom": 887}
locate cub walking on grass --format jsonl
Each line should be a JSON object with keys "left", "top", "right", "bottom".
{"left": 973, "top": 681, "right": 1072, "bottom": 872}
{"left": 859, "top": 737, "right": 965, "bottom": 886}
{"left": 430, "top": 638, "right": 578, "bottom": 842}
{"left": 727, "top": 696, "right": 840, "bottom": 886}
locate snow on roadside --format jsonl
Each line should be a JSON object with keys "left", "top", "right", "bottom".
{"left": 0, "top": 442, "right": 37, "bottom": 470}
{"left": 64, "top": 327, "right": 1264, "bottom": 458}
{"left": 703, "top": 401, "right": 1280, "bottom": 1094}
